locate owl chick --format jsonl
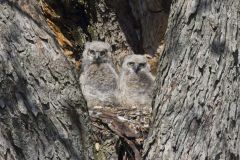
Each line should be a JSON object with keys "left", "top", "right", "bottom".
{"left": 80, "top": 41, "right": 119, "bottom": 108}
{"left": 119, "top": 54, "right": 155, "bottom": 108}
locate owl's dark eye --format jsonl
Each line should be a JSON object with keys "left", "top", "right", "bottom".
{"left": 127, "top": 62, "right": 135, "bottom": 67}
{"left": 100, "top": 50, "right": 107, "bottom": 56}
{"left": 89, "top": 50, "right": 95, "bottom": 55}
{"left": 139, "top": 63, "right": 146, "bottom": 68}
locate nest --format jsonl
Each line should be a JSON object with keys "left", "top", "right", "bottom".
{"left": 90, "top": 106, "right": 151, "bottom": 160}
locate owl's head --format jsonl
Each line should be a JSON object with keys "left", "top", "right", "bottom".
{"left": 122, "top": 54, "right": 151, "bottom": 74}
{"left": 83, "top": 41, "right": 112, "bottom": 65}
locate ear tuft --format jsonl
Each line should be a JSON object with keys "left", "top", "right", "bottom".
{"left": 144, "top": 54, "right": 152, "bottom": 59}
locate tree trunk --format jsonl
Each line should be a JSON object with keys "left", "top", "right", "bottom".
{"left": 0, "top": 0, "right": 93, "bottom": 159}
{"left": 144, "top": 0, "right": 240, "bottom": 159}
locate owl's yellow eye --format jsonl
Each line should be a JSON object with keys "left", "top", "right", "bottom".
{"left": 127, "top": 62, "right": 135, "bottom": 67}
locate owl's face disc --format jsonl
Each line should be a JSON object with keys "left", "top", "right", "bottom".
{"left": 84, "top": 41, "right": 112, "bottom": 65}
{"left": 122, "top": 54, "right": 151, "bottom": 74}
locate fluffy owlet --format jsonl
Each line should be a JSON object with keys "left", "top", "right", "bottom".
{"left": 119, "top": 54, "right": 155, "bottom": 108}
{"left": 80, "top": 41, "right": 119, "bottom": 108}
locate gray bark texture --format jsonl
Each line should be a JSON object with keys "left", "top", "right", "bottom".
{"left": 144, "top": 0, "right": 240, "bottom": 160}
{"left": 0, "top": 0, "right": 93, "bottom": 160}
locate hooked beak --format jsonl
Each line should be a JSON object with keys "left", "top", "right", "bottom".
{"left": 133, "top": 65, "right": 141, "bottom": 73}
{"left": 95, "top": 52, "right": 101, "bottom": 64}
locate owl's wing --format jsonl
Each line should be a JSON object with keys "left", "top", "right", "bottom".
{"left": 79, "top": 72, "right": 85, "bottom": 86}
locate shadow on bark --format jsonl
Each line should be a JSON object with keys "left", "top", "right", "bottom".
{"left": 0, "top": 1, "right": 93, "bottom": 159}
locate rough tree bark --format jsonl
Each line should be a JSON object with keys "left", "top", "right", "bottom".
{"left": 144, "top": 0, "right": 240, "bottom": 159}
{"left": 0, "top": 0, "right": 93, "bottom": 159}
{"left": 40, "top": 0, "right": 170, "bottom": 74}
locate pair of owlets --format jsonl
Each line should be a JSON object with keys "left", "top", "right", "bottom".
{"left": 80, "top": 41, "right": 155, "bottom": 108}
